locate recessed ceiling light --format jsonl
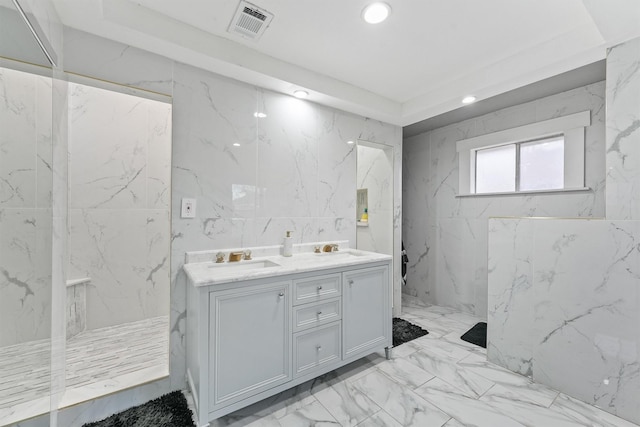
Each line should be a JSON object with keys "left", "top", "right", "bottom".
{"left": 233, "top": 143, "right": 241, "bottom": 147}
{"left": 362, "top": 2, "right": 391, "bottom": 24}
{"left": 462, "top": 96, "right": 477, "bottom": 104}
{"left": 254, "top": 112, "right": 267, "bottom": 118}
{"left": 347, "top": 140, "right": 355, "bottom": 144}
{"left": 293, "top": 90, "right": 308, "bottom": 99}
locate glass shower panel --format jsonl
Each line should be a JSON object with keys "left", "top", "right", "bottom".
{"left": 0, "top": 3, "right": 54, "bottom": 424}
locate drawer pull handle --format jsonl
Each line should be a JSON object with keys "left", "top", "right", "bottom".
{"left": 317, "top": 311, "right": 322, "bottom": 315}
{"left": 278, "top": 292, "right": 285, "bottom": 297}
{"left": 316, "top": 345, "right": 322, "bottom": 351}
{"left": 317, "top": 285, "right": 323, "bottom": 291}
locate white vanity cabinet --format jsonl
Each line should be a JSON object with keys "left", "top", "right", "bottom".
{"left": 186, "top": 258, "right": 391, "bottom": 427}
{"left": 209, "top": 281, "right": 291, "bottom": 409}
{"left": 343, "top": 265, "right": 391, "bottom": 360}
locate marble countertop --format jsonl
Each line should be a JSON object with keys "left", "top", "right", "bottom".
{"left": 183, "top": 248, "right": 391, "bottom": 287}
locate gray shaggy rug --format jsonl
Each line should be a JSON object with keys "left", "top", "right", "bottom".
{"left": 82, "top": 391, "right": 195, "bottom": 427}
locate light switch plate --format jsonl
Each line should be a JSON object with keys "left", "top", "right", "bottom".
{"left": 181, "top": 198, "right": 196, "bottom": 218}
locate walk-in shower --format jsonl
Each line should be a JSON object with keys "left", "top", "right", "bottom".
{"left": 0, "top": 3, "right": 171, "bottom": 424}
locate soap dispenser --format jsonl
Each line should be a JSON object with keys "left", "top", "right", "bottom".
{"left": 283, "top": 231, "right": 293, "bottom": 257}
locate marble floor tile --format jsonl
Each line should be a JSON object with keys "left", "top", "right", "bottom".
{"left": 375, "top": 357, "right": 435, "bottom": 389}
{"left": 277, "top": 399, "right": 340, "bottom": 426}
{"left": 550, "top": 393, "right": 640, "bottom": 427}
{"left": 442, "top": 418, "right": 467, "bottom": 427}
{"left": 388, "top": 341, "right": 420, "bottom": 358}
{"left": 479, "top": 386, "right": 590, "bottom": 427}
{"left": 351, "top": 370, "right": 451, "bottom": 427}
{"left": 212, "top": 384, "right": 316, "bottom": 426}
{"left": 200, "top": 297, "right": 637, "bottom": 427}
{"left": 460, "top": 353, "right": 558, "bottom": 407}
{"left": 313, "top": 381, "right": 380, "bottom": 427}
{"left": 411, "top": 335, "right": 471, "bottom": 361}
{"left": 414, "top": 378, "right": 525, "bottom": 427}
{"left": 356, "top": 410, "right": 404, "bottom": 427}
{"left": 406, "top": 346, "right": 495, "bottom": 398}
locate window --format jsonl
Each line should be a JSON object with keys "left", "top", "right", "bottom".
{"left": 475, "top": 144, "right": 516, "bottom": 193}
{"left": 457, "top": 111, "right": 590, "bottom": 196}
{"left": 475, "top": 135, "right": 564, "bottom": 194}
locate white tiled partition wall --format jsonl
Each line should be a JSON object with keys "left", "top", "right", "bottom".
{"left": 486, "top": 36, "right": 640, "bottom": 425}
{"left": 488, "top": 218, "right": 640, "bottom": 424}
{"left": 606, "top": 37, "right": 640, "bottom": 220}
{"left": 402, "top": 80, "right": 606, "bottom": 318}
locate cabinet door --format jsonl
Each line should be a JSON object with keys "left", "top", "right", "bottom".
{"left": 342, "top": 265, "right": 391, "bottom": 359}
{"left": 209, "top": 281, "right": 291, "bottom": 409}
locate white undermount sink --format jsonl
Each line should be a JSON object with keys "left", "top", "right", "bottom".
{"left": 209, "top": 259, "right": 281, "bottom": 271}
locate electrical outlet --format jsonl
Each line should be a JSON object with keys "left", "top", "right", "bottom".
{"left": 181, "top": 198, "right": 196, "bottom": 218}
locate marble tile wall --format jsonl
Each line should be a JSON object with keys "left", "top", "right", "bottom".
{"left": 486, "top": 36, "right": 640, "bottom": 426}
{"left": 11, "top": 25, "right": 402, "bottom": 426}
{"left": 0, "top": 67, "right": 53, "bottom": 347}
{"left": 356, "top": 144, "right": 394, "bottom": 255}
{"left": 487, "top": 217, "right": 640, "bottom": 424}
{"left": 170, "top": 61, "right": 402, "bottom": 389}
{"left": 486, "top": 218, "right": 533, "bottom": 377}
{"left": 402, "top": 81, "right": 606, "bottom": 318}
{"left": 1, "top": 25, "right": 401, "bottom": 427}
{"left": 606, "top": 37, "right": 640, "bottom": 220}
{"left": 67, "top": 82, "right": 171, "bottom": 331}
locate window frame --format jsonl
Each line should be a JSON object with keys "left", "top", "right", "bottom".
{"left": 456, "top": 111, "right": 590, "bottom": 196}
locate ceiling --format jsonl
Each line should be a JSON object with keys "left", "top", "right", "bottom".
{"left": 51, "top": 0, "right": 640, "bottom": 127}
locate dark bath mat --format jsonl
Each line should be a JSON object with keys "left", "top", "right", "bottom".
{"left": 83, "top": 391, "right": 195, "bottom": 427}
{"left": 393, "top": 318, "right": 429, "bottom": 347}
{"left": 461, "top": 322, "right": 487, "bottom": 348}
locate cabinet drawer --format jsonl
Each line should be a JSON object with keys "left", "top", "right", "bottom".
{"left": 293, "top": 322, "right": 341, "bottom": 378}
{"left": 293, "top": 297, "right": 341, "bottom": 332}
{"left": 293, "top": 274, "right": 341, "bottom": 305}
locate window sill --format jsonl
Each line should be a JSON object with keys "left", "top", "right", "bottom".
{"left": 456, "top": 187, "right": 591, "bottom": 198}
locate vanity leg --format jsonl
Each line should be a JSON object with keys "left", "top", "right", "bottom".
{"left": 385, "top": 346, "right": 392, "bottom": 360}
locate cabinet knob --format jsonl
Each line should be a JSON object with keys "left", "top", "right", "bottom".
{"left": 317, "top": 311, "right": 322, "bottom": 315}
{"left": 278, "top": 292, "right": 284, "bottom": 297}
{"left": 317, "top": 285, "right": 323, "bottom": 291}
{"left": 316, "top": 345, "right": 322, "bottom": 351}
{"left": 348, "top": 280, "right": 354, "bottom": 285}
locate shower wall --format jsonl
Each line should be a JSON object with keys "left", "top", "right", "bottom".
{"left": 0, "top": 66, "right": 53, "bottom": 347}
{"left": 67, "top": 82, "right": 171, "bottom": 330}
{"left": 402, "top": 81, "right": 606, "bottom": 318}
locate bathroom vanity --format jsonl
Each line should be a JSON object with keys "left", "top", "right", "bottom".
{"left": 183, "top": 243, "right": 392, "bottom": 426}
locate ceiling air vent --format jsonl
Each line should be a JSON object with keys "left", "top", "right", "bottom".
{"left": 228, "top": 1, "right": 274, "bottom": 41}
